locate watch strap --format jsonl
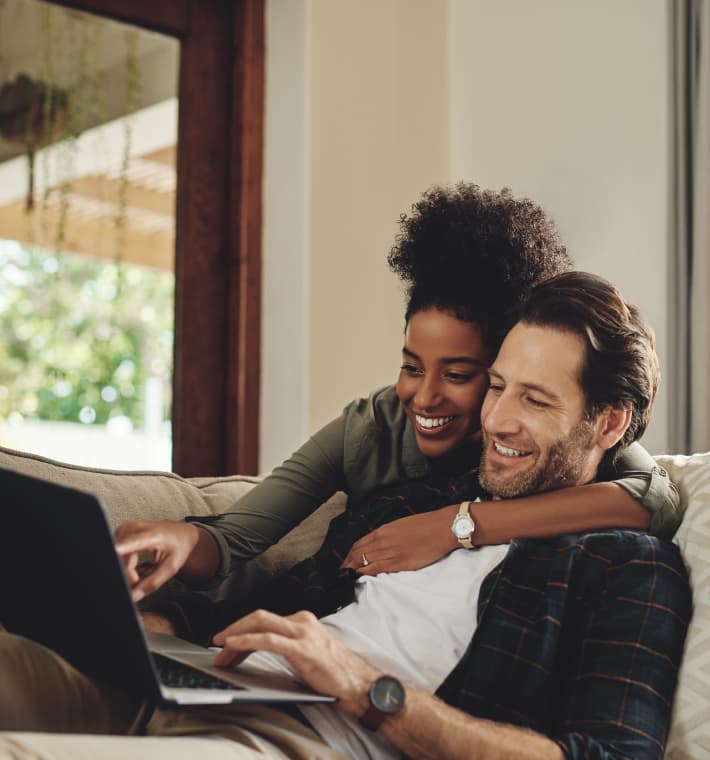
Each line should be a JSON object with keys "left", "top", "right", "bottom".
{"left": 360, "top": 702, "right": 388, "bottom": 731}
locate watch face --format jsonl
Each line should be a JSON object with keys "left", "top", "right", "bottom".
{"left": 370, "top": 675, "right": 406, "bottom": 715}
{"left": 452, "top": 514, "right": 474, "bottom": 539}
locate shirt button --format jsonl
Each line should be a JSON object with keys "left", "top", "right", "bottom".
{"left": 654, "top": 465, "right": 668, "bottom": 478}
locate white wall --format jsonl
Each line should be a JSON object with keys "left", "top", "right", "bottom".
{"left": 307, "top": 0, "right": 449, "bottom": 434}
{"left": 261, "top": 0, "right": 672, "bottom": 470}
{"left": 261, "top": 0, "right": 311, "bottom": 472}
{"left": 262, "top": 0, "right": 449, "bottom": 470}
{"left": 447, "top": 0, "right": 671, "bottom": 453}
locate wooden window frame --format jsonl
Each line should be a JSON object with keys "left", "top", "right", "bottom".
{"left": 46, "top": 0, "right": 264, "bottom": 476}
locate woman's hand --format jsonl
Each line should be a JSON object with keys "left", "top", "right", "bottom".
{"left": 341, "top": 505, "right": 460, "bottom": 575}
{"left": 114, "top": 520, "right": 217, "bottom": 601}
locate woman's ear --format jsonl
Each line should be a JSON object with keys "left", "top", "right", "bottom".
{"left": 595, "top": 405, "right": 633, "bottom": 451}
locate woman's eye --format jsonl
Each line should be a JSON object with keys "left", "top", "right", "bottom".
{"left": 401, "top": 363, "right": 423, "bottom": 376}
{"left": 445, "top": 371, "right": 474, "bottom": 382}
{"left": 488, "top": 384, "right": 504, "bottom": 394}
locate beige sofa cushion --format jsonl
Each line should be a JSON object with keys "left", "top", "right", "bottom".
{"left": 656, "top": 452, "right": 710, "bottom": 759}
{"left": 0, "top": 445, "right": 262, "bottom": 525}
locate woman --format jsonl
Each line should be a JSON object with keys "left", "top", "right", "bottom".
{"left": 117, "top": 184, "right": 678, "bottom": 602}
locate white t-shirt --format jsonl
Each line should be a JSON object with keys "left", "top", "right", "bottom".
{"left": 246, "top": 543, "right": 509, "bottom": 760}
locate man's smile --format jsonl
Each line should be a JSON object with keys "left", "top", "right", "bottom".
{"left": 492, "top": 441, "right": 532, "bottom": 458}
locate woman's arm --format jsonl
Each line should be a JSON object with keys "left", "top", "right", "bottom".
{"left": 343, "top": 441, "right": 679, "bottom": 575}
{"left": 613, "top": 441, "right": 681, "bottom": 538}
{"left": 188, "top": 416, "right": 349, "bottom": 567}
{"left": 116, "top": 414, "right": 349, "bottom": 597}
{"left": 342, "top": 481, "right": 654, "bottom": 575}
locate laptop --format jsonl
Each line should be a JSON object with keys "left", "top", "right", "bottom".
{"left": 0, "top": 467, "right": 334, "bottom": 707}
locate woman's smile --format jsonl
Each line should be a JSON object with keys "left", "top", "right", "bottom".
{"left": 414, "top": 414, "right": 457, "bottom": 432}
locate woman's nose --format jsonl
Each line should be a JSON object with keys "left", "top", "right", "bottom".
{"left": 414, "top": 376, "right": 442, "bottom": 410}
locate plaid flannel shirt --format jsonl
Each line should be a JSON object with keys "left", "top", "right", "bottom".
{"left": 436, "top": 530, "right": 692, "bottom": 759}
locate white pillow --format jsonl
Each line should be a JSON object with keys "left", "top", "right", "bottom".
{"left": 656, "top": 452, "right": 710, "bottom": 759}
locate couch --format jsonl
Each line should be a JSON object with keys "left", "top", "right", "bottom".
{"left": 0, "top": 444, "right": 708, "bottom": 759}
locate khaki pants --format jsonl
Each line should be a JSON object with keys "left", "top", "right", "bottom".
{"left": 0, "top": 634, "right": 349, "bottom": 760}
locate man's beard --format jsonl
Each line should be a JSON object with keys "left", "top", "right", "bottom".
{"left": 479, "top": 418, "right": 597, "bottom": 499}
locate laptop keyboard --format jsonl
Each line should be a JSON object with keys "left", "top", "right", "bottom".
{"left": 152, "top": 652, "right": 243, "bottom": 691}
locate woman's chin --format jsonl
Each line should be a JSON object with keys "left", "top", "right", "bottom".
{"left": 415, "top": 427, "right": 481, "bottom": 459}
{"left": 415, "top": 434, "right": 461, "bottom": 460}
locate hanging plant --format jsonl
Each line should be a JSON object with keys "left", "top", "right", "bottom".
{"left": 114, "top": 27, "right": 141, "bottom": 284}
{"left": 0, "top": 71, "right": 68, "bottom": 212}
{"left": 52, "top": 13, "right": 90, "bottom": 254}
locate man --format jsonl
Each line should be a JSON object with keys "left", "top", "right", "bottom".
{"left": 0, "top": 272, "right": 691, "bottom": 759}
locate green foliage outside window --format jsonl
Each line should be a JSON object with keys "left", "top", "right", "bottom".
{"left": 0, "top": 240, "right": 174, "bottom": 429}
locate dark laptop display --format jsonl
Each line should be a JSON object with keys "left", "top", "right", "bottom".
{"left": 0, "top": 468, "right": 333, "bottom": 706}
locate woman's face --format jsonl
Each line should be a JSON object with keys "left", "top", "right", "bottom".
{"left": 396, "top": 308, "right": 492, "bottom": 459}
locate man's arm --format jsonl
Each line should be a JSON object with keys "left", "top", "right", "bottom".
{"left": 379, "top": 687, "right": 562, "bottom": 760}
{"left": 212, "top": 610, "right": 563, "bottom": 760}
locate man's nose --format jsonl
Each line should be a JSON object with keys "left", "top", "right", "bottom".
{"left": 414, "top": 376, "right": 442, "bottom": 410}
{"left": 483, "top": 392, "right": 521, "bottom": 436}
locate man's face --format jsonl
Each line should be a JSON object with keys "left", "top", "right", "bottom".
{"left": 479, "top": 322, "right": 604, "bottom": 498}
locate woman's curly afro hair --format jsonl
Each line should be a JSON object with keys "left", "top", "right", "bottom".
{"left": 388, "top": 183, "right": 572, "bottom": 353}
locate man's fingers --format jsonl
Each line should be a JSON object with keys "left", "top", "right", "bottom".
{"left": 213, "top": 646, "right": 253, "bottom": 668}
{"left": 215, "top": 631, "right": 303, "bottom": 669}
{"left": 213, "top": 610, "right": 313, "bottom": 667}
{"left": 214, "top": 609, "right": 301, "bottom": 645}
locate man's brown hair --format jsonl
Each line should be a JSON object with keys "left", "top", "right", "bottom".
{"left": 518, "top": 271, "right": 659, "bottom": 464}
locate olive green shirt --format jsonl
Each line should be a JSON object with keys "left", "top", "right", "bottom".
{"left": 193, "top": 385, "right": 680, "bottom": 577}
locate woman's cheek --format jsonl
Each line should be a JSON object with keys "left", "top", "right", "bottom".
{"left": 395, "top": 374, "right": 412, "bottom": 405}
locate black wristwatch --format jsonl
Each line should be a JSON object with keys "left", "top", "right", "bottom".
{"left": 359, "top": 675, "right": 406, "bottom": 731}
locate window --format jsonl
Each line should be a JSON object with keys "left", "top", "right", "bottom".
{"left": 0, "top": 0, "right": 264, "bottom": 476}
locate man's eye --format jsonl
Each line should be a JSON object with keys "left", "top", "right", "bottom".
{"left": 401, "top": 363, "right": 423, "bottom": 376}
{"left": 526, "top": 396, "right": 549, "bottom": 409}
{"left": 488, "top": 384, "right": 504, "bottom": 394}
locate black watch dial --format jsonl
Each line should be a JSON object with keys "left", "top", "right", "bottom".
{"left": 370, "top": 675, "right": 406, "bottom": 715}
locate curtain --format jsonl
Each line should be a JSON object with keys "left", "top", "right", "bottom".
{"left": 671, "top": 0, "right": 710, "bottom": 454}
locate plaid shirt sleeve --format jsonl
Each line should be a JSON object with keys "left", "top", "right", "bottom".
{"left": 553, "top": 534, "right": 691, "bottom": 759}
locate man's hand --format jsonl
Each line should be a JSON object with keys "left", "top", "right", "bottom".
{"left": 342, "top": 505, "right": 459, "bottom": 576}
{"left": 114, "top": 520, "right": 205, "bottom": 601}
{"left": 213, "top": 609, "right": 379, "bottom": 717}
